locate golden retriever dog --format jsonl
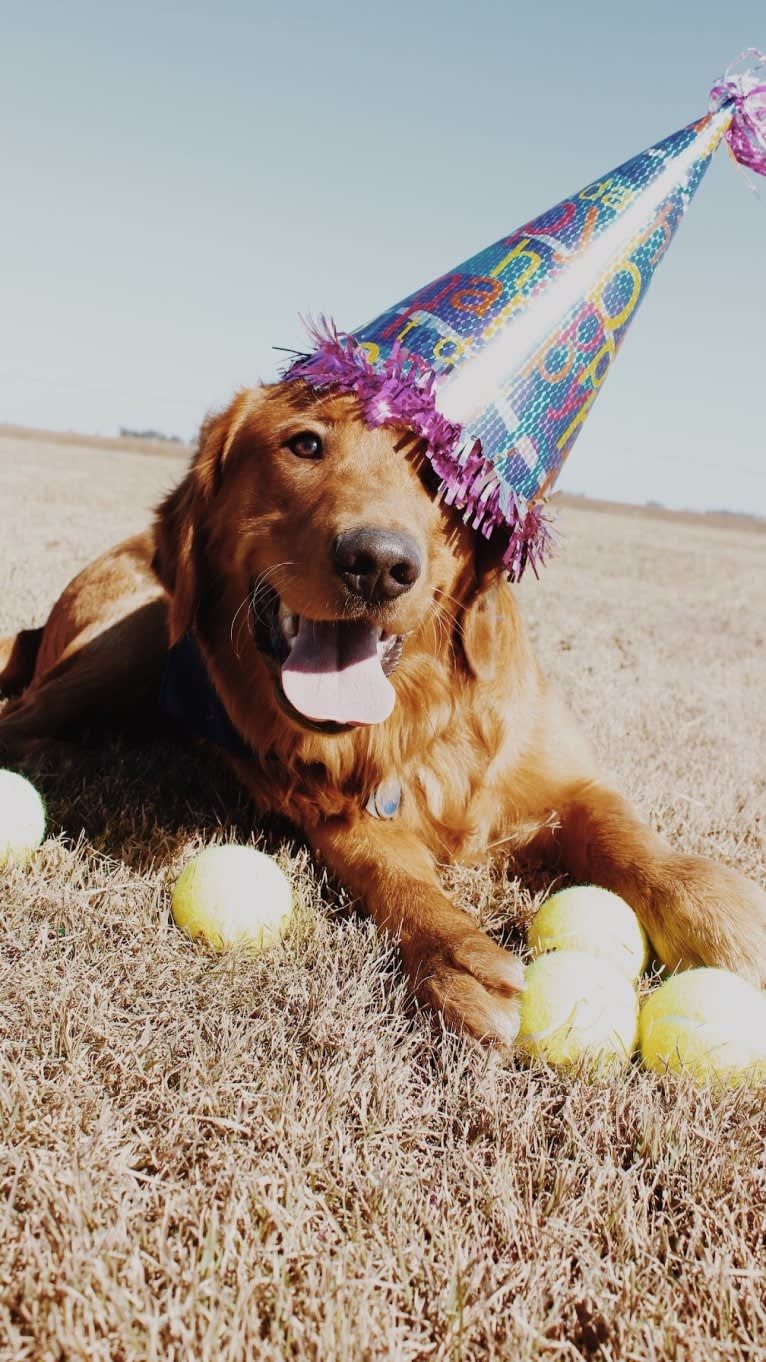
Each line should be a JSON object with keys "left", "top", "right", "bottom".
{"left": 2, "top": 381, "right": 765, "bottom": 1047}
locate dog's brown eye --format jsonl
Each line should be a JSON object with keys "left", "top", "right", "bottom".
{"left": 286, "top": 431, "right": 323, "bottom": 460}
{"left": 418, "top": 458, "right": 443, "bottom": 497}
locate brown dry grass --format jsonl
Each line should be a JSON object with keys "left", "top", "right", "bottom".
{"left": 1, "top": 428, "right": 765, "bottom": 1362}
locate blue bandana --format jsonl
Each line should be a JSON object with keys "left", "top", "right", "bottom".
{"left": 160, "top": 631, "right": 252, "bottom": 760}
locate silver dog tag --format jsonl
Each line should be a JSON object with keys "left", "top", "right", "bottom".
{"left": 365, "top": 777, "right": 402, "bottom": 819}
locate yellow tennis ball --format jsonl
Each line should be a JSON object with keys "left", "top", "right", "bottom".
{"left": 529, "top": 885, "right": 650, "bottom": 980}
{"left": 0, "top": 768, "right": 46, "bottom": 868}
{"left": 640, "top": 968, "right": 766, "bottom": 1086}
{"left": 518, "top": 950, "right": 639, "bottom": 1071}
{"left": 172, "top": 845, "right": 293, "bottom": 952}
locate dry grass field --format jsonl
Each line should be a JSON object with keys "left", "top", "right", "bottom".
{"left": 1, "top": 426, "right": 765, "bottom": 1362}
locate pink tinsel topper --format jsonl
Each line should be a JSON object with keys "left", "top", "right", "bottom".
{"left": 709, "top": 48, "right": 766, "bottom": 176}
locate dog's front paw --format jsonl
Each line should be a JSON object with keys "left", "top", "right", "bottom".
{"left": 405, "top": 928, "right": 525, "bottom": 1051}
{"left": 650, "top": 855, "right": 766, "bottom": 988}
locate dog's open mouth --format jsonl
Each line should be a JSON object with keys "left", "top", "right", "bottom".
{"left": 251, "top": 585, "right": 404, "bottom": 728}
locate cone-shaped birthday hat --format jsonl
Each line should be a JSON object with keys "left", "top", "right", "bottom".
{"left": 285, "top": 52, "right": 766, "bottom": 578}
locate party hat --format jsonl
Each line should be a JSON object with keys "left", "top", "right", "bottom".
{"left": 285, "top": 53, "right": 766, "bottom": 578}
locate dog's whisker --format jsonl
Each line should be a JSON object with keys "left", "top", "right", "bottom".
{"left": 433, "top": 586, "right": 465, "bottom": 613}
{"left": 234, "top": 607, "right": 253, "bottom": 660}
{"left": 249, "top": 569, "right": 284, "bottom": 605}
{"left": 248, "top": 563, "right": 299, "bottom": 624}
{"left": 425, "top": 598, "right": 452, "bottom": 655}
{"left": 229, "top": 593, "right": 253, "bottom": 657}
{"left": 432, "top": 588, "right": 463, "bottom": 638}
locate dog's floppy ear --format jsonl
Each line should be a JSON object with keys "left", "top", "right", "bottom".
{"left": 458, "top": 535, "right": 509, "bottom": 682}
{"left": 152, "top": 392, "right": 257, "bottom": 644}
{"left": 152, "top": 472, "right": 202, "bottom": 645}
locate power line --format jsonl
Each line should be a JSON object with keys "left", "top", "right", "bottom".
{"left": 0, "top": 370, "right": 203, "bottom": 407}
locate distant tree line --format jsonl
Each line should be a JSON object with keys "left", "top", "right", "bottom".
{"left": 119, "top": 427, "right": 183, "bottom": 444}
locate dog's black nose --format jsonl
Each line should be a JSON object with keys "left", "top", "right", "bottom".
{"left": 333, "top": 527, "right": 422, "bottom": 603}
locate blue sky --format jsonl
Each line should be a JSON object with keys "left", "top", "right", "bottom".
{"left": 1, "top": 0, "right": 764, "bottom": 512}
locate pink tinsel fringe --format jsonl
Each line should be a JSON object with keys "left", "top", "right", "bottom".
{"left": 282, "top": 320, "right": 553, "bottom": 579}
{"left": 709, "top": 48, "right": 766, "bottom": 177}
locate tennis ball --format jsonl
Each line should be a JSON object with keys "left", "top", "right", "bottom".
{"left": 640, "top": 968, "right": 766, "bottom": 1086}
{"left": 0, "top": 768, "right": 46, "bottom": 867}
{"left": 172, "top": 845, "right": 293, "bottom": 952}
{"left": 517, "top": 950, "right": 639, "bottom": 1071}
{"left": 529, "top": 885, "right": 650, "bottom": 980}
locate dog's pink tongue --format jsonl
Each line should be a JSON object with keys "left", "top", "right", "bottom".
{"left": 281, "top": 618, "right": 395, "bottom": 725}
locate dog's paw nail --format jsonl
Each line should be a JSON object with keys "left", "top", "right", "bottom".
{"left": 491, "top": 1007, "right": 521, "bottom": 1049}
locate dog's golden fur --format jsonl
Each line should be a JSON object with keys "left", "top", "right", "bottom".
{"left": 2, "top": 384, "right": 765, "bottom": 1047}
